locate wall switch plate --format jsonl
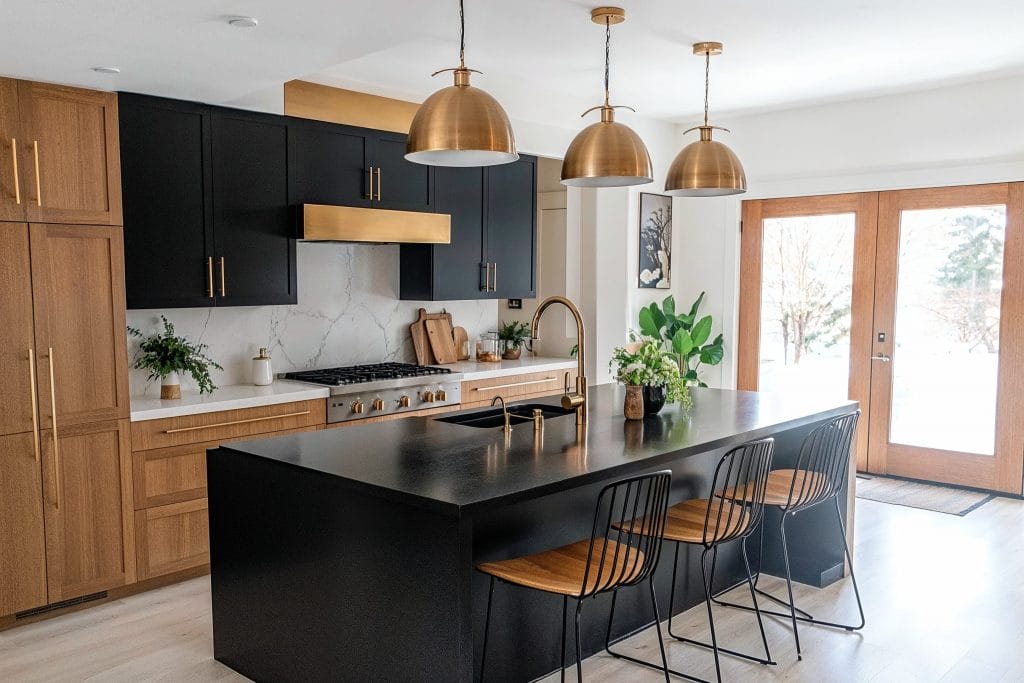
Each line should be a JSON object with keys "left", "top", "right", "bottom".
{"left": 507, "top": 298, "right": 522, "bottom": 309}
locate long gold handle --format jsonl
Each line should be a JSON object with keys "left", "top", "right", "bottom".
{"left": 367, "top": 166, "right": 374, "bottom": 200}
{"left": 472, "top": 377, "right": 557, "bottom": 392}
{"left": 162, "top": 410, "right": 311, "bottom": 434}
{"left": 10, "top": 138, "right": 20, "bottom": 204}
{"left": 32, "top": 140, "right": 41, "bottom": 207}
{"left": 206, "top": 257, "right": 214, "bottom": 298}
{"left": 219, "top": 256, "right": 226, "bottom": 297}
{"left": 487, "top": 263, "right": 494, "bottom": 292}
{"left": 492, "top": 261, "right": 497, "bottom": 291}
{"left": 375, "top": 167, "right": 382, "bottom": 201}
{"left": 47, "top": 348, "right": 60, "bottom": 509}
{"left": 28, "top": 349, "right": 40, "bottom": 462}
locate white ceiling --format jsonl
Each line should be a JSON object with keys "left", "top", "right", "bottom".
{"left": 2, "top": 0, "right": 1022, "bottom": 132}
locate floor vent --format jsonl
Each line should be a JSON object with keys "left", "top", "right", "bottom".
{"left": 15, "top": 591, "right": 108, "bottom": 619}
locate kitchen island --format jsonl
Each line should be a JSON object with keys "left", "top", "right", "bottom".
{"left": 208, "top": 385, "right": 857, "bottom": 682}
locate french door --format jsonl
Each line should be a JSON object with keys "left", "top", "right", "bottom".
{"left": 739, "top": 184, "right": 1024, "bottom": 494}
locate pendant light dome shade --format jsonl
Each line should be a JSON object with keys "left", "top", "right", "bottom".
{"left": 405, "top": 1, "right": 517, "bottom": 167}
{"left": 665, "top": 126, "right": 746, "bottom": 196}
{"left": 561, "top": 107, "right": 653, "bottom": 187}
{"left": 665, "top": 41, "right": 746, "bottom": 197}
{"left": 560, "top": 7, "right": 652, "bottom": 188}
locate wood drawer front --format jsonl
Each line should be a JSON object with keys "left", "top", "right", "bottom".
{"left": 132, "top": 424, "right": 322, "bottom": 508}
{"left": 131, "top": 399, "right": 326, "bottom": 451}
{"left": 461, "top": 369, "right": 577, "bottom": 405}
{"left": 134, "top": 499, "right": 209, "bottom": 581}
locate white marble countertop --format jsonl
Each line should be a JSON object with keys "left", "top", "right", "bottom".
{"left": 130, "top": 380, "right": 330, "bottom": 422}
{"left": 446, "top": 355, "right": 577, "bottom": 381}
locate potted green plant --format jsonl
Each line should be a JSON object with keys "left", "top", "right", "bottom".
{"left": 638, "top": 292, "right": 724, "bottom": 387}
{"left": 609, "top": 334, "right": 691, "bottom": 420}
{"left": 498, "top": 320, "right": 531, "bottom": 360}
{"left": 128, "top": 316, "right": 223, "bottom": 399}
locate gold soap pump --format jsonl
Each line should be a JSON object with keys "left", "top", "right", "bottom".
{"left": 252, "top": 347, "right": 273, "bottom": 386}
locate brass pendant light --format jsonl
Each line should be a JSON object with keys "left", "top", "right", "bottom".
{"left": 561, "top": 7, "right": 652, "bottom": 188}
{"left": 405, "top": 0, "right": 517, "bottom": 167}
{"left": 665, "top": 42, "right": 746, "bottom": 196}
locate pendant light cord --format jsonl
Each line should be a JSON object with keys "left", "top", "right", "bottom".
{"left": 703, "top": 49, "right": 710, "bottom": 127}
{"left": 604, "top": 16, "right": 611, "bottom": 106}
{"left": 459, "top": 0, "right": 466, "bottom": 67}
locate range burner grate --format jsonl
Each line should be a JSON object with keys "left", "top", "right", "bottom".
{"left": 284, "top": 362, "right": 453, "bottom": 386}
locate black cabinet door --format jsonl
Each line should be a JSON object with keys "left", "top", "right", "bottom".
{"left": 485, "top": 156, "right": 537, "bottom": 299}
{"left": 119, "top": 94, "right": 214, "bottom": 309}
{"left": 432, "top": 166, "right": 485, "bottom": 300}
{"left": 287, "top": 117, "right": 371, "bottom": 208}
{"left": 211, "top": 110, "right": 296, "bottom": 306}
{"left": 373, "top": 132, "right": 433, "bottom": 212}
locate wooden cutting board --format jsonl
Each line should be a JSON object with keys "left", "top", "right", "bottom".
{"left": 409, "top": 308, "right": 453, "bottom": 365}
{"left": 425, "top": 318, "right": 458, "bottom": 364}
{"left": 452, "top": 326, "right": 470, "bottom": 361}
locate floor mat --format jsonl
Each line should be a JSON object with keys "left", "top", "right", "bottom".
{"left": 855, "top": 474, "right": 996, "bottom": 516}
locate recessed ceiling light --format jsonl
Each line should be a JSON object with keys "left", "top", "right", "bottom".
{"left": 92, "top": 66, "right": 121, "bottom": 75}
{"left": 227, "top": 16, "right": 258, "bottom": 28}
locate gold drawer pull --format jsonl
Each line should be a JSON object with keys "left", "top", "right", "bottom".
{"left": 46, "top": 348, "right": 61, "bottom": 508}
{"left": 472, "top": 377, "right": 558, "bottom": 392}
{"left": 11, "top": 138, "right": 20, "bottom": 204}
{"left": 32, "top": 140, "right": 41, "bottom": 206}
{"left": 27, "top": 348, "right": 40, "bottom": 462}
{"left": 162, "top": 410, "right": 312, "bottom": 434}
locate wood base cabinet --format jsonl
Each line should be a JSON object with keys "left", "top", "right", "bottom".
{"left": 135, "top": 499, "right": 209, "bottom": 581}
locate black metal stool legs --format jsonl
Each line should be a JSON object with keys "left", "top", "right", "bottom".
{"left": 778, "top": 512, "right": 802, "bottom": 659}
{"left": 574, "top": 600, "right": 583, "bottom": 683}
{"left": 561, "top": 595, "right": 568, "bottom": 683}
{"left": 603, "top": 579, "right": 672, "bottom": 682}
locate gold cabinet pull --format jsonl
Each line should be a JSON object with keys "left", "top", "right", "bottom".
{"left": 492, "top": 261, "right": 497, "bottom": 291}
{"left": 219, "top": 256, "right": 226, "bottom": 297}
{"left": 375, "top": 167, "right": 382, "bottom": 201}
{"left": 10, "top": 138, "right": 20, "bottom": 204}
{"left": 472, "top": 377, "right": 557, "bottom": 392}
{"left": 367, "top": 166, "right": 375, "bottom": 200}
{"left": 32, "top": 140, "right": 41, "bottom": 206}
{"left": 162, "top": 410, "right": 312, "bottom": 434}
{"left": 46, "top": 347, "right": 61, "bottom": 509}
{"left": 206, "top": 257, "right": 214, "bottom": 298}
{"left": 27, "top": 349, "right": 40, "bottom": 462}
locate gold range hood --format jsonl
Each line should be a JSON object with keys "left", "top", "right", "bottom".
{"left": 300, "top": 204, "right": 451, "bottom": 244}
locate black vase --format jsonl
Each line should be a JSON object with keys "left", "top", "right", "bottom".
{"left": 642, "top": 385, "right": 667, "bottom": 415}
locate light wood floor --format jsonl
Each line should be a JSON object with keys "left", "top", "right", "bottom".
{"left": 2, "top": 496, "right": 1022, "bottom": 682}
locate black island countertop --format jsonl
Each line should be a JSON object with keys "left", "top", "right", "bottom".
{"left": 221, "top": 384, "right": 857, "bottom": 517}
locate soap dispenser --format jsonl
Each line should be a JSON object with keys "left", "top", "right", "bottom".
{"left": 252, "top": 347, "right": 273, "bottom": 386}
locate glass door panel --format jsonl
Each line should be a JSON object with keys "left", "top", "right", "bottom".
{"left": 889, "top": 206, "right": 1005, "bottom": 455}
{"left": 757, "top": 213, "right": 856, "bottom": 402}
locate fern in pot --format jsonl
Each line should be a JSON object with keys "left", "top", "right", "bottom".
{"left": 128, "top": 316, "right": 223, "bottom": 399}
{"left": 498, "top": 320, "right": 531, "bottom": 360}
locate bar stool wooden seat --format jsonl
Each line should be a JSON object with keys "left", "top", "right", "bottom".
{"left": 476, "top": 470, "right": 673, "bottom": 683}
{"left": 714, "top": 411, "right": 865, "bottom": 661}
{"left": 606, "top": 438, "right": 776, "bottom": 683}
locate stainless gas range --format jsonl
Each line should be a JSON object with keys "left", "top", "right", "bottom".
{"left": 284, "top": 362, "right": 463, "bottom": 424}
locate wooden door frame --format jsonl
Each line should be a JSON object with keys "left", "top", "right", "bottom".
{"left": 868, "top": 183, "right": 1024, "bottom": 493}
{"left": 738, "top": 193, "right": 879, "bottom": 471}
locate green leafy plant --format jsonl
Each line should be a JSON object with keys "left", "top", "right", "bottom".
{"left": 128, "top": 316, "right": 223, "bottom": 394}
{"left": 497, "top": 320, "right": 532, "bottom": 351}
{"left": 638, "top": 292, "right": 724, "bottom": 387}
{"left": 609, "top": 334, "right": 692, "bottom": 409}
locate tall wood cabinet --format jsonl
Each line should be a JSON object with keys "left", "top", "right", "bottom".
{"left": 0, "top": 79, "right": 121, "bottom": 225}
{"left": 0, "top": 77, "right": 132, "bottom": 619}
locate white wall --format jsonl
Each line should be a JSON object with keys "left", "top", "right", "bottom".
{"left": 667, "top": 73, "right": 1024, "bottom": 389}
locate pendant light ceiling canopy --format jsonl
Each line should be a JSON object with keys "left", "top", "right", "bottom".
{"left": 561, "top": 7, "right": 652, "bottom": 188}
{"left": 665, "top": 42, "right": 746, "bottom": 197}
{"left": 406, "top": 0, "right": 517, "bottom": 167}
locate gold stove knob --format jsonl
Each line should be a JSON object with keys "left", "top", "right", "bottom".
{"left": 437, "top": 389, "right": 447, "bottom": 402}
{"left": 351, "top": 400, "right": 364, "bottom": 414}
{"left": 371, "top": 398, "right": 384, "bottom": 411}
{"left": 398, "top": 395, "right": 410, "bottom": 408}
{"left": 422, "top": 390, "right": 435, "bottom": 403}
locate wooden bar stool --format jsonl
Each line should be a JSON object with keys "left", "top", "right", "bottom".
{"left": 607, "top": 438, "right": 775, "bottom": 683}
{"left": 714, "top": 411, "right": 864, "bottom": 661}
{"left": 476, "top": 470, "right": 673, "bottom": 682}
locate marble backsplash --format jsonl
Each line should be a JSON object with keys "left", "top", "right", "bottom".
{"left": 126, "top": 242, "right": 498, "bottom": 396}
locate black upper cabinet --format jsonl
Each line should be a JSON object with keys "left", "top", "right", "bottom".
{"left": 119, "top": 94, "right": 213, "bottom": 309}
{"left": 119, "top": 94, "right": 297, "bottom": 309}
{"left": 400, "top": 155, "right": 536, "bottom": 301}
{"left": 287, "top": 120, "right": 432, "bottom": 213}
{"left": 211, "top": 111, "right": 295, "bottom": 306}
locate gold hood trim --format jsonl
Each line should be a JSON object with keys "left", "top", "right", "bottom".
{"left": 301, "top": 205, "right": 451, "bottom": 244}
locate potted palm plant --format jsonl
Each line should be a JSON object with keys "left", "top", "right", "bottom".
{"left": 128, "top": 316, "right": 223, "bottom": 399}
{"left": 498, "top": 320, "right": 531, "bottom": 360}
{"left": 610, "top": 335, "right": 691, "bottom": 420}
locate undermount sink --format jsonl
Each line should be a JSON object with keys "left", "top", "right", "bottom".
{"left": 436, "top": 403, "right": 575, "bottom": 429}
